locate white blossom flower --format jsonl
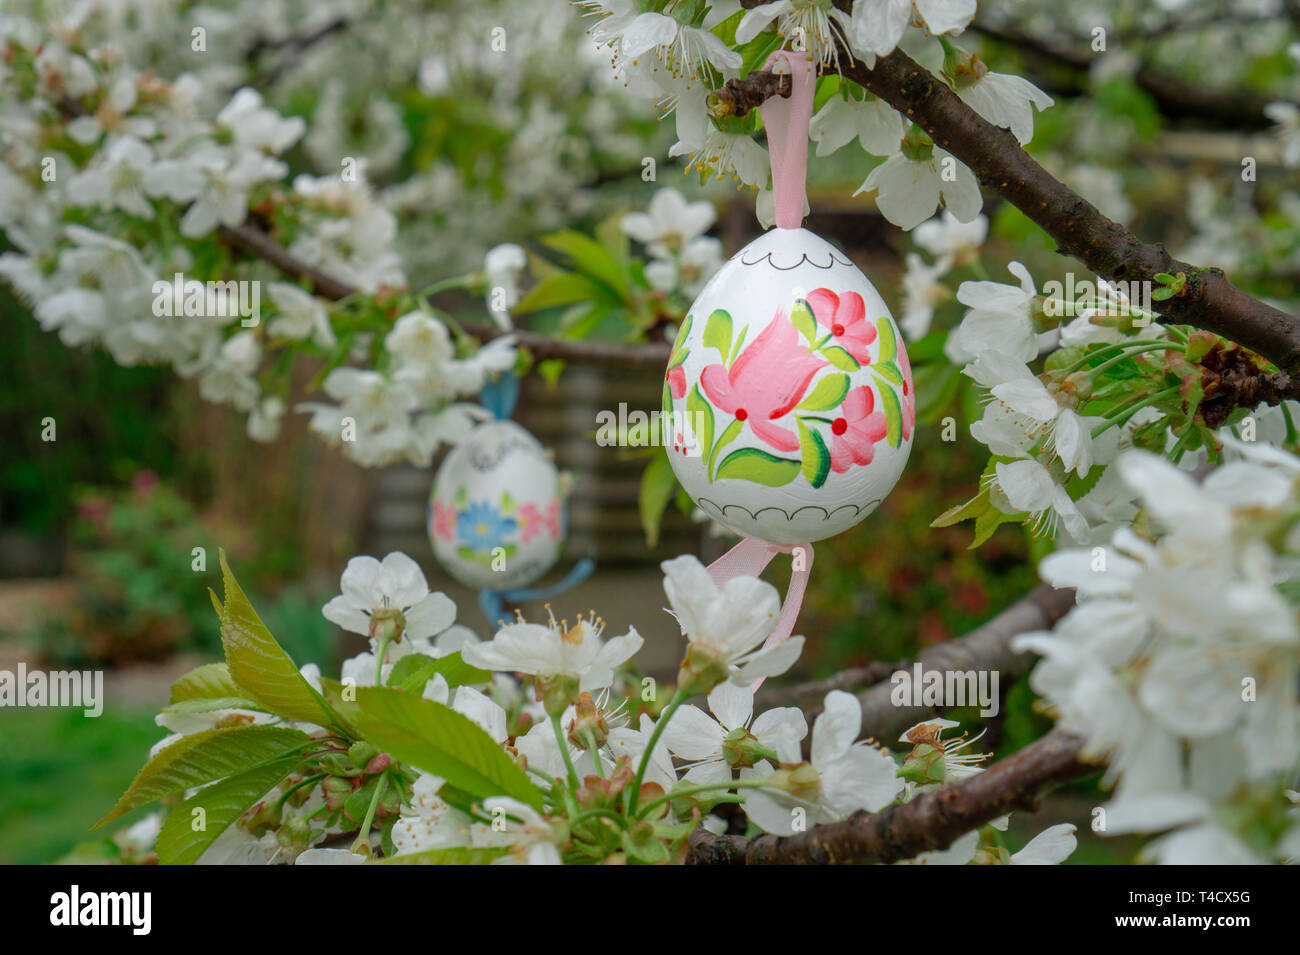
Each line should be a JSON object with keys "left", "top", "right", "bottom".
{"left": 810, "top": 92, "right": 905, "bottom": 158}
{"left": 216, "top": 88, "right": 305, "bottom": 155}
{"left": 742, "top": 690, "right": 903, "bottom": 835}
{"left": 856, "top": 141, "right": 982, "bottom": 231}
{"left": 462, "top": 611, "right": 643, "bottom": 694}
{"left": 484, "top": 243, "right": 526, "bottom": 328}
{"left": 71, "top": 135, "right": 156, "bottom": 218}
{"left": 840, "top": 0, "right": 976, "bottom": 65}
{"left": 899, "top": 251, "right": 950, "bottom": 340}
{"left": 662, "top": 682, "right": 807, "bottom": 784}
{"left": 1010, "top": 823, "right": 1078, "bottom": 864}
{"left": 322, "top": 551, "right": 458, "bottom": 647}
{"left": 267, "top": 283, "right": 336, "bottom": 348}
{"left": 621, "top": 188, "right": 716, "bottom": 258}
{"left": 956, "top": 68, "right": 1053, "bottom": 145}
{"left": 992, "top": 458, "right": 1089, "bottom": 539}
{"left": 661, "top": 554, "right": 805, "bottom": 686}
{"left": 737, "top": 0, "right": 850, "bottom": 67}
{"left": 946, "top": 261, "right": 1040, "bottom": 365}
{"left": 913, "top": 210, "right": 987, "bottom": 264}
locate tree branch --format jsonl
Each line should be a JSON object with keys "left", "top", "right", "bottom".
{"left": 711, "top": 50, "right": 1300, "bottom": 374}
{"left": 217, "top": 223, "right": 672, "bottom": 366}
{"left": 686, "top": 729, "right": 1097, "bottom": 864}
{"left": 759, "top": 583, "right": 1077, "bottom": 741}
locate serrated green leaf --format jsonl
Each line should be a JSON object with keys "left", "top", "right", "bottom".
{"left": 931, "top": 488, "right": 992, "bottom": 528}
{"left": 715, "top": 447, "right": 801, "bottom": 486}
{"left": 876, "top": 317, "right": 897, "bottom": 363}
{"left": 639, "top": 452, "right": 677, "bottom": 548}
{"left": 790, "top": 299, "right": 818, "bottom": 344}
{"left": 377, "top": 846, "right": 510, "bottom": 865}
{"left": 797, "top": 420, "right": 831, "bottom": 489}
{"left": 161, "top": 696, "right": 263, "bottom": 715}
{"left": 796, "top": 373, "right": 849, "bottom": 411}
{"left": 169, "top": 662, "right": 243, "bottom": 705}
{"left": 155, "top": 757, "right": 296, "bottom": 865}
{"left": 538, "top": 231, "right": 630, "bottom": 300}
{"left": 514, "top": 272, "right": 607, "bottom": 315}
{"left": 821, "top": 345, "right": 860, "bottom": 371}
{"left": 341, "top": 687, "right": 545, "bottom": 811}
{"left": 879, "top": 384, "right": 904, "bottom": 447}
{"left": 96, "top": 725, "right": 307, "bottom": 828}
{"left": 972, "top": 504, "right": 1019, "bottom": 548}
{"left": 703, "top": 308, "right": 733, "bottom": 358}
{"left": 388, "top": 652, "right": 491, "bottom": 693}
{"left": 219, "top": 551, "right": 332, "bottom": 726}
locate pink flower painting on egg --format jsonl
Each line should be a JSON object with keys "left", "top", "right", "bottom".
{"left": 699, "top": 310, "right": 825, "bottom": 453}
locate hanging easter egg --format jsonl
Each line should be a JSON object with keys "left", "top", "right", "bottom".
{"left": 428, "top": 419, "right": 564, "bottom": 590}
{"left": 662, "top": 226, "right": 915, "bottom": 546}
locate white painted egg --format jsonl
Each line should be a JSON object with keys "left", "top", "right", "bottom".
{"left": 662, "top": 227, "right": 914, "bottom": 545}
{"left": 428, "top": 419, "right": 564, "bottom": 590}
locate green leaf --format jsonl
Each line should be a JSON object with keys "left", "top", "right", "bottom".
{"left": 876, "top": 317, "right": 898, "bottom": 363}
{"left": 687, "top": 383, "right": 714, "bottom": 463}
{"left": 96, "top": 725, "right": 307, "bottom": 828}
{"left": 667, "top": 343, "right": 690, "bottom": 371}
{"left": 821, "top": 345, "right": 860, "bottom": 371}
{"left": 639, "top": 452, "right": 677, "bottom": 548}
{"left": 715, "top": 447, "right": 802, "bottom": 487}
{"left": 219, "top": 551, "right": 332, "bottom": 726}
{"left": 388, "top": 652, "right": 491, "bottom": 693}
{"left": 797, "top": 420, "right": 832, "bottom": 489}
{"left": 790, "top": 299, "right": 818, "bottom": 344}
{"left": 169, "top": 662, "right": 243, "bottom": 704}
{"left": 538, "top": 231, "right": 630, "bottom": 298}
{"left": 155, "top": 757, "right": 296, "bottom": 865}
{"left": 161, "top": 696, "right": 263, "bottom": 716}
{"left": 879, "top": 384, "right": 904, "bottom": 447}
{"left": 376, "top": 846, "right": 509, "bottom": 865}
{"left": 796, "top": 373, "right": 849, "bottom": 411}
{"left": 931, "top": 488, "right": 992, "bottom": 528}
{"left": 872, "top": 360, "right": 904, "bottom": 388}
{"left": 514, "top": 272, "right": 607, "bottom": 315}
{"left": 702, "top": 308, "right": 733, "bottom": 358}
{"left": 707, "top": 418, "right": 743, "bottom": 480}
{"left": 341, "top": 686, "right": 545, "bottom": 811}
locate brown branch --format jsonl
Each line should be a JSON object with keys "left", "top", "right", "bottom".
{"left": 1198, "top": 339, "right": 1300, "bottom": 428}
{"left": 687, "top": 729, "right": 1097, "bottom": 864}
{"left": 759, "top": 583, "right": 1077, "bottom": 740}
{"left": 217, "top": 223, "right": 671, "bottom": 366}
{"left": 711, "top": 50, "right": 1300, "bottom": 374}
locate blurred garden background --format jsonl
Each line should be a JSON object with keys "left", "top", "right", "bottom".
{"left": 5, "top": 0, "right": 1294, "bottom": 863}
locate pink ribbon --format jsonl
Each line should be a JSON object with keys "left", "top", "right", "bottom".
{"left": 758, "top": 49, "right": 817, "bottom": 231}
{"left": 706, "top": 536, "right": 814, "bottom": 691}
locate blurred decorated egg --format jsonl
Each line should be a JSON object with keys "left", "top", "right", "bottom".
{"left": 428, "top": 419, "right": 564, "bottom": 590}
{"left": 663, "top": 227, "right": 914, "bottom": 545}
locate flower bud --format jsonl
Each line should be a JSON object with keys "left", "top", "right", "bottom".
{"left": 535, "top": 671, "right": 581, "bottom": 717}
{"left": 348, "top": 740, "right": 380, "bottom": 769}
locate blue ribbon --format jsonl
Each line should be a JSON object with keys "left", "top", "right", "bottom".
{"left": 477, "top": 557, "right": 597, "bottom": 629}
{"left": 478, "top": 372, "right": 520, "bottom": 421}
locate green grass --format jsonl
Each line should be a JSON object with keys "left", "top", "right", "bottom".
{"left": 0, "top": 706, "right": 161, "bottom": 864}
